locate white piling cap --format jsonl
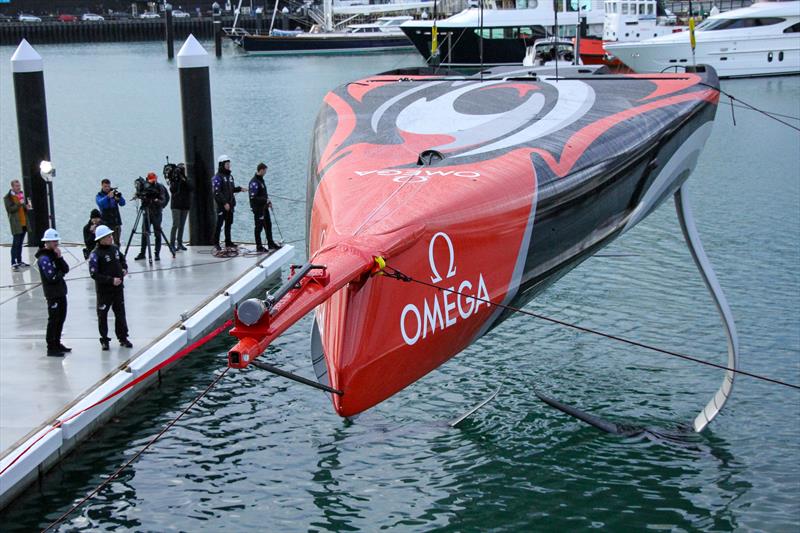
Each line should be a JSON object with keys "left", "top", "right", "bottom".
{"left": 10, "top": 39, "right": 43, "bottom": 73}
{"left": 177, "top": 34, "right": 210, "bottom": 69}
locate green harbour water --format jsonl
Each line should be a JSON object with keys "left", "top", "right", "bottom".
{"left": 0, "top": 42, "right": 798, "bottom": 531}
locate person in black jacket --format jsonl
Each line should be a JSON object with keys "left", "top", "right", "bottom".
{"left": 89, "top": 225, "right": 132, "bottom": 351}
{"left": 211, "top": 155, "right": 243, "bottom": 251}
{"left": 82, "top": 209, "right": 102, "bottom": 259}
{"left": 168, "top": 163, "right": 191, "bottom": 251}
{"left": 134, "top": 172, "right": 170, "bottom": 261}
{"left": 36, "top": 229, "right": 71, "bottom": 357}
{"left": 248, "top": 162, "right": 282, "bottom": 252}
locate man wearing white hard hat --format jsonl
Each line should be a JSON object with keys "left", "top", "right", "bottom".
{"left": 89, "top": 225, "right": 132, "bottom": 351}
{"left": 35, "top": 228, "right": 71, "bottom": 357}
{"left": 211, "top": 155, "right": 244, "bottom": 252}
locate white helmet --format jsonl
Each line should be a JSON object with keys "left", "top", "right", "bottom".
{"left": 94, "top": 225, "right": 114, "bottom": 241}
{"left": 41, "top": 228, "right": 60, "bottom": 242}
{"left": 218, "top": 155, "right": 231, "bottom": 164}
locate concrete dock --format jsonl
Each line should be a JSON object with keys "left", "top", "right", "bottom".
{"left": 0, "top": 243, "right": 293, "bottom": 508}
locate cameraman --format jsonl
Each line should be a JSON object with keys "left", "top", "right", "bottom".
{"left": 134, "top": 172, "right": 170, "bottom": 261}
{"left": 167, "top": 163, "right": 191, "bottom": 251}
{"left": 96, "top": 179, "right": 126, "bottom": 246}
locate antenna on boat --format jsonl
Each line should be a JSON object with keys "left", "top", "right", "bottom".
{"left": 431, "top": 0, "right": 439, "bottom": 68}
{"left": 689, "top": 15, "right": 697, "bottom": 68}
{"left": 574, "top": 0, "right": 581, "bottom": 65}
{"left": 553, "top": 0, "right": 559, "bottom": 80}
{"left": 479, "top": 0, "right": 485, "bottom": 81}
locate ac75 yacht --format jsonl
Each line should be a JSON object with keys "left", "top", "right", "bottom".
{"left": 604, "top": 1, "right": 800, "bottom": 77}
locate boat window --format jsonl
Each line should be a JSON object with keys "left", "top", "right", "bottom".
{"left": 784, "top": 22, "right": 800, "bottom": 33}
{"left": 475, "top": 28, "right": 505, "bottom": 39}
{"left": 517, "top": 27, "right": 545, "bottom": 40}
{"left": 696, "top": 17, "right": 785, "bottom": 31}
{"left": 647, "top": 4, "right": 654, "bottom": 14}
{"left": 638, "top": 3, "right": 645, "bottom": 14}
{"left": 621, "top": 3, "right": 629, "bottom": 15}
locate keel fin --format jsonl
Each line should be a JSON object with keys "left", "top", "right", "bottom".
{"left": 674, "top": 186, "right": 738, "bottom": 432}
{"left": 449, "top": 386, "right": 501, "bottom": 428}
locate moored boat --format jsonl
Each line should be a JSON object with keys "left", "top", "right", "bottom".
{"left": 227, "top": 64, "right": 722, "bottom": 420}
{"left": 605, "top": 1, "right": 800, "bottom": 77}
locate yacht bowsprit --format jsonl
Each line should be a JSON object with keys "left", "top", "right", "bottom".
{"left": 227, "top": 64, "right": 737, "bottom": 433}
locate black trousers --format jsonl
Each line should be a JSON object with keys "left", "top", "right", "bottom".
{"left": 170, "top": 208, "right": 189, "bottom": 248}
{"left": 97, "top": 289, "right": 129, "bottom": 341}
{"left": 139, "top": 208, "right": 163, "bottom": 256}
{"left": 214, "top": 207, "right": 234, "bottom": 247}
{"left": 46, "top": 296, "right": 67, "bottom": 348}
{"left": 253, "top": 208, "right": 276, "bottom": 248}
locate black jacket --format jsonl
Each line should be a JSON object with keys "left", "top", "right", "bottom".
{"left": 248, "top": 173, "right": 269, "bottom": 213}
{"left": 212, "top": 170, "right": 242, "bottom": 208}
{"left": 89, "top": 244, "right": 128, "bottom": 294}
{"left": 35, "top": 248, "right": 69, "bottom": 300}
{"left": 169, "top": 176, "right": 192, "bottom": 210}
{"left": 83, "top": 220, "right": 97, "bottom": 252}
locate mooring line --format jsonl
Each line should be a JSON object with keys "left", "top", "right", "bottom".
{"left": 41, "top": 366, "right": 230, "bottom": 533}
{"left": 1, "top": 320, "right": 233, "bottom": 479}
{"left": 381, "top": 264, "right": 800, "bottom": 391}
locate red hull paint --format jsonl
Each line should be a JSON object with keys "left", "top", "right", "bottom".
{"left": 310, "top": 148, "right": 538, "bottom": 416}
{"left": 229, "top": 66, "right": 720, "bottom": 418}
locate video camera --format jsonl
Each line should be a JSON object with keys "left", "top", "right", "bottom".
{"left": 163, "top": 157, "right": 187, "bottom": 186}
{"left": 133, "top": 176, "right": 160, "bottom": 206}
{"left": 109, "top": 187, "right": 123, "bottom": 202}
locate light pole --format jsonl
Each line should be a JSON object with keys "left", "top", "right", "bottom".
{"left": 39, "top": 160, "right": 56, "bottom": 229}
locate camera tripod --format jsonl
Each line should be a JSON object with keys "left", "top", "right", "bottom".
{"left": 124, "top": 200, "right": 176, "bottom": 264}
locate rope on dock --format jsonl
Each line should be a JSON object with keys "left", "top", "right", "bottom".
{"left": 1, "top": 320, "right": 233, "bottom": 479}
{"left": 380, "top": 263, "right": 800, "bottom": 391}
{"left": 41, "top": 365, "right": 231, "bottom": 533}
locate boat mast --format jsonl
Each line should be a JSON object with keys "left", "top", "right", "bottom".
{"left": 233, "top": 0, "right": 244, "bottom": 30}
{"left": 269, "top": 0, "right": 280, "bottom": 33}
{"left": 324, "top": 0, "right": 334, "bottom": 32}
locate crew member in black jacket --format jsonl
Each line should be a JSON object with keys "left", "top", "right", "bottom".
{"left": 36, "top": 228, "right": 71, "bottom": 357}
{"left": 82, "top": 208, "right": 102, "bottom": 259}
{"left": 89, "top": 225, "right": 132, "bottom": 351}
{"left": 212, "top": 155, "right": 243, "bottom": 251}
{"left": 248, "top": 162, "right": 282, "bottom": 252}
{"left": 168, "top": 163, "right": 191, "bottom": 251}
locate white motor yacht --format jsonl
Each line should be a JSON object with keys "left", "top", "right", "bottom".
{"left": 604, "top": 1, "right": 800, "bottom": 77}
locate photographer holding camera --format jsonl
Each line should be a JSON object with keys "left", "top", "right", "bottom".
{"left": 96, "top": 179, "right": 127, "bottom": 246}
{"left": 134, "top": 172, "right": 170, "bottom": 261}
{"left": 166, "top": 162, "right": 191, "bottom": 251}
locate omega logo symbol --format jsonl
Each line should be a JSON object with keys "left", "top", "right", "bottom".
{"left": 399, "top": 232, "right": 490, "bottom": 346}
{"left": 428, "top": 231, "right": 456, "bottom": 283}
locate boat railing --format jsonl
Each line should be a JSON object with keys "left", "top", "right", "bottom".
{"left": 223, "top": 26, "right": 251, "bottom": 37}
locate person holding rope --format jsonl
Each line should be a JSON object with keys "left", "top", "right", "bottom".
{"left": 249, "top": 162, "right": 282, "bottom": 253}
{"left": 35, "top": 228, "right": 71, "bottom": 357}
{"left": 89, "top": 225, "right": 132, "bottom": 351}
